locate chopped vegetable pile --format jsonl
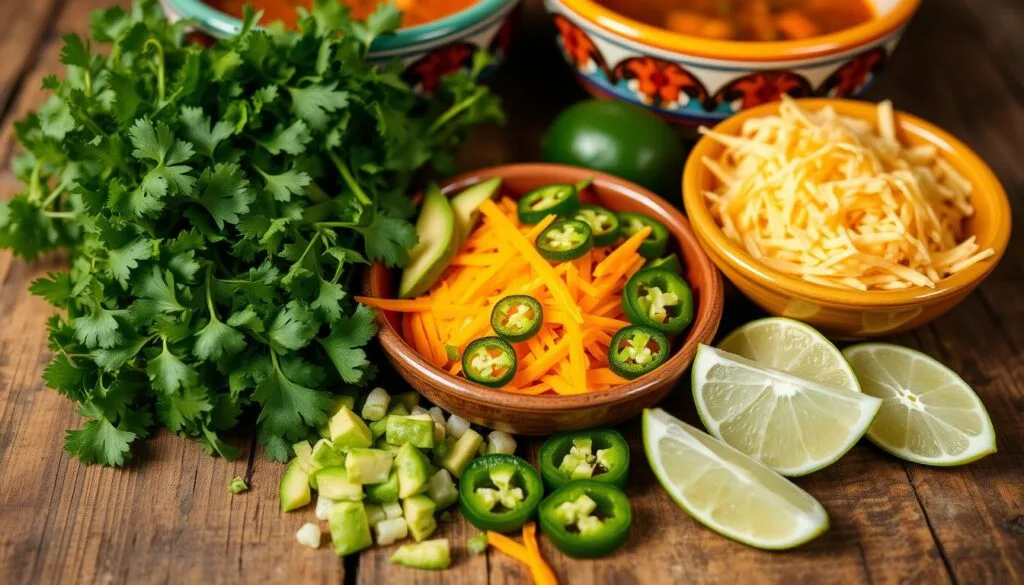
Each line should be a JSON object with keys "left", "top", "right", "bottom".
{"left": 358, "top": 185, "right": 690, "bottom": 394}
{"left": 0, "top": 0, "right": 502, "bottom": 466}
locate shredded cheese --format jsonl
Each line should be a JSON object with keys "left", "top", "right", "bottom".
{"left": 700, "top": 97, "right": 993, "bottom": 290}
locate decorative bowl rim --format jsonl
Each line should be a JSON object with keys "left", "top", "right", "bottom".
{"left": 364, "top": 163, "right": 724, "bottom": 412}
{"left": 160, "top": 0, "right": 515, "bottom": 51}
{"left": 554, "top": 0, "right": 922, "bottom": 63}
{"left": 682, "top": 97, "right": 1012, "bottom": 309}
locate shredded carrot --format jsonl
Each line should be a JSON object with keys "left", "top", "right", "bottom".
{"left": 359, "top": 190, "right": 652, "bottom": 394}
{"left": 522, "top": 523, "right": 559, "bottom": 585}
{"left": 594, "top": 226, "right": 651, "bottom": 277}
{"left": 487, "top": 531, "right": 532, "bottom": 565}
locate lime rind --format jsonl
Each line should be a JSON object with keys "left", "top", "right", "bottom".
{"left": 642, "top": 408, "right": 829, "bottom": 550}
{"left": 692, "top": 345, "right": 882, "bottom": 476}
{"left": 842, "top": 343, "right": 997, "bottom": 466}
{"left": 718, "top": 317, "right": 860, "bottom": 393}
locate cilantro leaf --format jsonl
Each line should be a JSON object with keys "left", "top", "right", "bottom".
{"left": 156, "top": 385, "right": 213, "bottom": 433}
{"left": 65, "top": 417, "right": 136, "bottom": 467}
{"left": 319, "top": 305, "right": 378, "bottom": 383}
{"left": 29, "top": 272, "right": 73, "bottom": 307}
{"left": 198, "top": 162, "right": 253, "bottom": 228}
{"left": 256, "top": 166, "right": 311, "bottom": 202}
{"left": 193, "top": 318, "right": 246, "bottom": 360}
{"left": 253, "top": 356, "right": 334, "bottom": 461}
{"left": 288, "top": 83, "right": 349, "bottom": 130}
{"left": 147, "top": 341, "right": 196, "bottom": 394}
{"left": 260, "top": 120, "right": 311, "bottom": 155}
{"left": 357, "top": 213, "right": 417, "bottom": 267}
{"left": 269, "top": 300, "right": 317, "bottom": 352}
{"left": 180, "top": 106, "right": 235, "bottom": 159}
{"left": 73, "top": 304, "right": 123, "bottom": 349}
{"left": 106, "top": 238, "right": 154, "bottom": 288}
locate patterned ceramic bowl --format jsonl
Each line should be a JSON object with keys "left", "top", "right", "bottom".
{"left": 158, "top": 0, "right": 520, "bottom": 94}
{"left": 544, "top": 0, "right": 921, "bottom": 125}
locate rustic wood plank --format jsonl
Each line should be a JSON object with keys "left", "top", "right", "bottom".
{"left": 0, "top": 1, "right": 342, "bottom": 583}
{"left": 0, "top": 0, "right": 63, "bottom": 119}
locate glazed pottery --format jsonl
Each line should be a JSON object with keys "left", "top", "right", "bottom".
{"left": 545, "top": 0, "right": 921, "bottom": 125}
{"left": 683, "top": 98, "right": 1011, "bottom": 339}
{"left": 364, "top": 164, "right": 724, "bottom": 435}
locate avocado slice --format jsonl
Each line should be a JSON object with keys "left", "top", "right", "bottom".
{"left": 395, "top": 442, "right": 431, "bottom": 498}
{"left": 451, "top": 177, "right": 502, "bottom": 242}
{"left": 314, "top": 467, "right": 364, "bottom": 501}
{"left": 386, "top": 415, "right": 435, "bottom": 449}
{"left": 402, "top": 494, "right": 438, "bottom": 542}
{"left": 390, "top": 538, "right": 451, "bottom": 570}
{"left": 329, "top": 501, "right": 373, "bottom": 557}
{"left": 280, "top": 458, "right": 311, "bottom": 512}
{"left": 399, "top": 183, "right": 457, "bottom": 299}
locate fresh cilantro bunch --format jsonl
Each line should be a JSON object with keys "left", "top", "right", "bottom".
{"left": 0, "top": 0, "right": 503, "bottom": 465}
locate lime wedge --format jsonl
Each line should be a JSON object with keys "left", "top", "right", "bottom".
{"left": 718, "top": 317, "right": 860, "bottom": 392}
{"left": 642, "top": 408, "right": 829, "bottom": 550}
{"left": 693, "top": 345, "right": 882, "bottom": 476}
{"left": 842, "top": 343, "right": 996, "bottom": 466}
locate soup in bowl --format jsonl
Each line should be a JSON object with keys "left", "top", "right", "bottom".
{"left": 544, "top": 0, "right": 921, "bottom": 125}
{"left": 159, "top": 0, "right": 520, "bottom": 93}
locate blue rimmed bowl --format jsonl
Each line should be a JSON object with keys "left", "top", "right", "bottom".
{"left": 159, "top": 0, "right": 521, "bottom": 93}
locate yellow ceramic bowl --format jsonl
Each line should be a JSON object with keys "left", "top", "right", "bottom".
{"left": 683, "top": 98, "right": 1012, "bottom": 339}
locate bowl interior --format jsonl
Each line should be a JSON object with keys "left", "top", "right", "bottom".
{"left": 683, "top": 98, "right": 1012, "bottom": 307}
{"left": 365, "top": 163, "right": 723, "bottom": 412}
{"left": 163, "top": 0, "right": 510, "bottom": 50}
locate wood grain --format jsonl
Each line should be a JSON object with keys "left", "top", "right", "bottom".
{"left": 1, "top": 0, "right": 1023, "bottom": 584}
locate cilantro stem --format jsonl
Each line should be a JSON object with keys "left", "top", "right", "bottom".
{"left": 314, "top": 221, "right": 359, "bottom": 228}
{"left": 292, "top": 232, "right": 322, "bottom": 269}
{"left": 205, "top": 267, "right": 220, "bottom": 322}
{"left": 429, "top": 87, "right": 487, "bottom": 135}
{"left": 328, "top": 152, "right": 372, "bottom": 207}
{"left": 44, "top": 211, "right": 78, "bottom": 219}
{"left": 41, "top": 181, "right": 68, "bottom": 209}
{"left": 145, "top": 39, "right": 166, "bottom": 105}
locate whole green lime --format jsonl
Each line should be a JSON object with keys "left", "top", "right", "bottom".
{"left": 541, "top": 100, "right": 686, "bottom": 197}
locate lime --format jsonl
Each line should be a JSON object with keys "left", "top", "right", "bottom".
{"left": 692, "top": 345, "right": 882, "bottom": 476}
{"left": 642, "top": 408, "right": 829, "bottom": 550}
{"left": 842, "top": 343, "right": 996, "bottom": 466}
{"left": 718, "top": 317, "right": 860, "bottom": 392}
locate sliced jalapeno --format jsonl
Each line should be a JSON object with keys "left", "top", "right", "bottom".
{"left": 459, "top": 454, "right": 544, "bottom": 533}
{"left": 491, "top": 295, "right": 543, "bottom": 342}
{"left": 518, "top": 184, "right": 581, "bottom": 224}
{"left": 608, "top": 325, "right": 670, "bottom": 380}
{"left": 539, "top": 430, "right": 630, "bottom": 490}
{"left": 645, "top": 253, "right": 683, "bottom": 274}
{"left": 572, "top": 205, "right": 620, "bottom": 247}
{"left": 536, "top": 219, "right": 593, "bottom": 262}
{"left": 617, "top": 212, "right": 669, "bottom": 258}
{"left": 462, "top": 337, "right": 517, "bottom": 388}
{"left": 538, "top": 480, "right": 632, "bottom": 558}
{"left": 622, "top": 267, "right": 694, "bottom": 336}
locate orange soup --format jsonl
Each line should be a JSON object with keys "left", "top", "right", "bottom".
{"left": 597, "top": 0, "right": 875, "bottom": 42}
{"left": 206, "top": 0, "right": 477, "bottom": 30}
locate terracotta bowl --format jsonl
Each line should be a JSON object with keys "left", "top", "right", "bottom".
{"left": 683, "top": 98, "right": 1012, "bottom": 339}
{"left": 364, "top": 164, "right": 723, "bottom": 434}
{"left": 543, "top": 0, "right": 921, "bottom": 125}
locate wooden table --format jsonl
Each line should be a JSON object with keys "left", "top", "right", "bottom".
{"left": 1, "top": 0, "right": 1022, "bottom": 583}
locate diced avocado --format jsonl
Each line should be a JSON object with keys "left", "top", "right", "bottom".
{"left": 426, "top": 469, "right": 458, "bottom": 510}
{"left": 314, "top": 467, "right": 364, "bottom": 501}
{"left": 388, "top": 403, "right": 410, "bottom": 417}
{"left": 451, "top": 177, "right": 502, "bottom": 242}
{"left": 395, "top": 442, "right": 431, "bottom": 498}
{"left": 364, "top": 503, "right": 387, "bottom": 527}
{"left": 432, "top": 436, "right": 455, "bottom": 466}
{"left": 365, "top": 468, "right": 401, "bottom": 503}
{"left": 280, "top": 458, "right": 311, "bottom": 512}
{"left": 329, "top": 406, "right": 373, "bottom": 449}
{"left": 402, "top": 494, "right": 438, "bottom": 542}
{"left": 329, "top": 501, "right": 372, "bottom": 557}
{"left": 389, "top": 538, "right": 451, "bottom": 570}
{"left": 346, "top": 448, "right": 394, "bottom": 485}
{"left": 369, "top": 417, "right": 389, "bottom": 439}
{"left": 386, "top": 415, "right": 435, "bottom": 449}
{"left": 399, "top": 183, "right": 458, "bottom": 298}
{"left": 292, "top": 440, "right": 313, "bottom": 471}
{"left": 309, "top": 438, "right": 346, "bottom": 488}
{"left": 392, "top": 392, "right": 421, "bottom": 411}
{"left": 440, "top": 428, "right": 483, "bottom": 478}
{"left": 329, "top": 394, "right": 358, "bottom": 416}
